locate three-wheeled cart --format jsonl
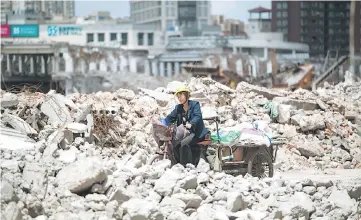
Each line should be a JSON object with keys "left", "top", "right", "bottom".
{"left": 203, "top": 116, "right": 286, "bottom": 178}
{"left": 148, "top": 116, "right": 287, "bottom": 178}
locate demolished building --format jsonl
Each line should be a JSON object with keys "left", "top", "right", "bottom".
{"left": 1, "top": 41, "right": 185, "bottom": 94}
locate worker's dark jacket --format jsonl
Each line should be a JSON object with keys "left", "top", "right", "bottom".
{"left": 165, "top": 100, "right": 209, "bottom": 139}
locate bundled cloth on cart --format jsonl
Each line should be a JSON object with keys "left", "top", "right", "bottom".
{"left": 210, "top": 120, "right": 273, "bottom": 147}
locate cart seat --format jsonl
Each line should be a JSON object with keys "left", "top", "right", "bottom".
{"left": 198, "top": 134, "right": 211, "bottom": 146}
{"left": 198, "top": 140, "right": 212, "bottom": 145}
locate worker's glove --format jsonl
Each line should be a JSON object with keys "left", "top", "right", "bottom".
{"left": 185, "top": 123, "right": 192, "bottom": 130}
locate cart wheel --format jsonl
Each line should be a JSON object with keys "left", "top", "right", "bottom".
{"left": 247, "top": 150, "right": 274, "bottom": 178}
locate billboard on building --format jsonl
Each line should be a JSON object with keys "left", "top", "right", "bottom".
{"left": 47, "top": 25, "right": 82, "bottom": 36}
{"left": 1, "top": 24, "right": 11, "bottom": 37}
{"left": 10, "top": 24, "right": 39, "bottom": 38}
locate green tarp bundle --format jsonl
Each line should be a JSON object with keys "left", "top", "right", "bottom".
{"left": 264, "top": 102, "right": 279, "bottom": 119}
{"left": 210, "top": 129, "right": 241, "bottom": 146}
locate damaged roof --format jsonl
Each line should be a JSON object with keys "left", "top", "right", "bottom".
{"left": 166, "top": 36, "right": 229, "bottom": 50}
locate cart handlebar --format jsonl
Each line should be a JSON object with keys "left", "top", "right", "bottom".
{"left": 204, "top": 116, "right": 220, "bottom": 140}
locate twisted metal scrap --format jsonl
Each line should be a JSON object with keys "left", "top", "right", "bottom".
{"left": 92, "top": 114, "right": 121, "bottom": 148}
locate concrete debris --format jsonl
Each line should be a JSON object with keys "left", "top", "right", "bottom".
{"left": 2, "top": 113, "right": 37, "bottom": 135}
{"left": 1, "top": 92, "right": 19, "bottom": 107}
{"left": 56, "top": 157, "right": 107, "bottom": 193}
{"left": 0, "top": 77, "right": 361, "bottom": 219}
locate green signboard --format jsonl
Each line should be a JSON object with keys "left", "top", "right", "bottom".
{"left": 10, "top": 24, "right": 39, "bottom": 38}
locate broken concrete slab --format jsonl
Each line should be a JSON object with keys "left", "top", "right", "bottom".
{"left": 40, "top": 94, "right": 73, "bottom": 126}
{"left": 139, "top": 88, "right": 173, "bottom": 107}
{"left": 0, "top": 127, "right": 35, "bottom": 150}
{"left": 277, "top": 104, "right": 292, "bottom": 124}
{"left": 116, "top": 88, "right": 135, "bottom": 101}
{"left": 273, "top": 97, "right": 319, "bottom": 111}
{"left": 237, "top": 82, "right": 285, "bottom": 100}
{"left": 56, "top": 157, "right": 107, "bottom": 193}
{"left": 299, "top": 114, "right": 326, "bottom": 131}
{"left": 75, "top": 104, "right": 92, "bottom": 122}
{"left": 315, "top": 99, "right": 328, "bottom": 111}
{"left": 1, "top": 93, "right": 19, "bottom": 108}
{"left": 2, "top": 202, "right": 23, "bottom": 220}
{"left": 202, "top": 106, "right": 218, "bottom": 120}
{"left": 1, "top": 113, "right": 37, "bottom": 135}
{"left": 64, "top": 123, "right": 87, "bottom": 134}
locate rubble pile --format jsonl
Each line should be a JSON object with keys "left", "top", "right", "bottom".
{"left": 1, "top": 77, "right": 361, "bottom": 220}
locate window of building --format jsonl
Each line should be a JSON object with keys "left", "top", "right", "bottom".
{"left": 200, "top": 19, "right": 208, "bottom": 28}
{"left": 147, "top": 33, "right": 154, "bottom": 46}
{"left": 138, "top": 32, "right": 144, "bottom": 45}
{"left": 87, "top": 33, "right": 94, "bottom": 43}
{"left": 282, "top": 2, "right": 288, "bottom": 9}
{"left": 197, "top": 5, "right": 202, "bottom": 16}
{"left": 121, "top": 33, "right": 128, "bottom": 45}
{"left": 166, "top": 20, "right": 173, "bottom": 29}
{"left": 277, "top": 2, "right": 282, "bottom": 9}
{"left": 283, "top": 20, "right": 288, "bottom": 26}
{"left": 97, "top": 33, "right": 105, "bottom": 42}
{"left": 277, "top": 11, "right": 282, "bottom": 18}
{"left": 110, "top": 33, "right": 117, "bottom": 41}
{"left": 282, "top": 11, "right": 288, "bottom": 17}
{"left": 203, "top": 7, "right": 208, "bottom": 17}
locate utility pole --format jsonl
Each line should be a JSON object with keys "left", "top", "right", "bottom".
{"left": 271, "top": 48, "right": 277, "bottom": 86}
{"left": 349, "top": 0, "right": 356, "bottom": 74}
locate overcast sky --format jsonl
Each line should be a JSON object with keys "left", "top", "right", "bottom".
{"left": 75, "top": 0, "right": 272, "bottom": 23}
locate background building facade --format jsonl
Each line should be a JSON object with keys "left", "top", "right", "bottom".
{"left": 212, "top": 15, "right": 245, "bottom": 36}
{"left": 247, "top": 7, "right": 272, "bottom": 34}
{"left": 1, "top": 0, "right": 75, "bottom": 24}
{"left": 130, "top": 0, "right": 211, "bottom": 35}
{"left": 271, "top": 1, "right": 361, "bottom": 58}
{"left": 1, "top": 1, "right": 13, "bottom": 24}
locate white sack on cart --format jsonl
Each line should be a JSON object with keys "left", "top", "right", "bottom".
{"left": 238, "top": 129, "right": 272, "bottom": 147}
{"left": 230, "top": 121, "right": 273, "bottom": 147}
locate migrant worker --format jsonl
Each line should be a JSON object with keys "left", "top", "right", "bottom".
{"left": 164, "top": 87, "right": 209, "bottom": 166}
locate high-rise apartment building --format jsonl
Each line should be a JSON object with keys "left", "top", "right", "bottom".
{"left": 41, "top": 0, "right": 75, "bottom": 18}
{"left": 1, "top": 1, "right": 12, "bottom": 23}
{"left": 130, "top": 0, "right": 211, "bottom": 36}
{"left": 271, "top": 1, "right": 360, "bottom": 58}
{"left": 1, "top": 0, "right": 75, "bottom": 23}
